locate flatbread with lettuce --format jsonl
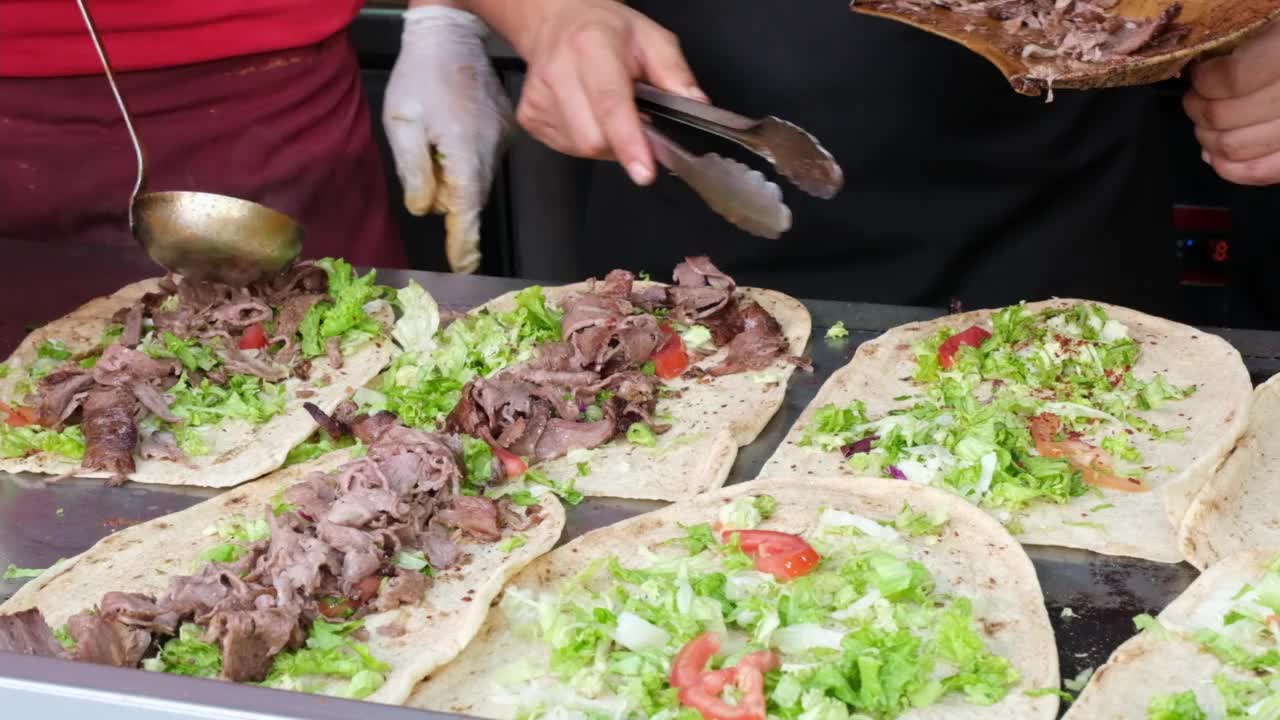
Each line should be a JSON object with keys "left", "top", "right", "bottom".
{"left": 0, "top": 418, "right": 564, "bottom": 705}
{"left": 1065, "top": 549, "right": 1280, "bottom": 719}
{"left": 0, "top": 259, "right": 394, "bottom": 487}
{"left": 409, "top": 476, "right": 1059, "bottom": 720}
{"left": 761, "top": 300, "right": 1251, "bottom": 562}
{"left": 345, "top": 257, "right": 811, "bottom": 502}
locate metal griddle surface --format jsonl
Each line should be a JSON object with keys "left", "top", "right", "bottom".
{"left": 1, "top": 239, "right": 1277, "bottom": 718}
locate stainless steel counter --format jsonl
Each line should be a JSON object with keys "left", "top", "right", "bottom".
{"left": 2, "top": 237, "right": 1277, "bottom": 718}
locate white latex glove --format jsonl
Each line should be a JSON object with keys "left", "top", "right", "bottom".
{"left": 383, "top": 5, "right": 514, "bottom": 274}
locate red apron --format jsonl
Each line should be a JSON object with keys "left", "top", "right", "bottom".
{"left": 0, "top": 30, "right": 406, "bottom": 268}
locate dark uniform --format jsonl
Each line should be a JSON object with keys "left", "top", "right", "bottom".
{"left": 574, "top": 2, "right": 1176, "bottom": 314}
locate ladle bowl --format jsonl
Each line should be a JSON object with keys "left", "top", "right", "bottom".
{"left": 78, "top": 0, "right": 304, "bottom": 286}
{"left": 134, "top": 192, "right": 304, "bottom": 287}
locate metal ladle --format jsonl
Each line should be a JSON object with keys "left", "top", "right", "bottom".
{"left": 76, "top": 0, "right": 304, "bottom": 286}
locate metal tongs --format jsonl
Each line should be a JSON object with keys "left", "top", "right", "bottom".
{"left": 636, "top": 83, "right": 844, "bottom": 239}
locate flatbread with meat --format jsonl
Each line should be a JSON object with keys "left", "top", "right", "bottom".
{"left": 408, "top": 476, "right": 1059, "bottom": 719}
{"left": 1179, "top": 372, "right": 1280, "bottom": 570}
{"left": 447, "top": 261, "right": 811, "bottom": 501}
{"left": 0, "top": 259, "right": 394, "bottom": 487}
{"left": 0, "top": 419, "right": 565, "bottom": 705}
{"left": 761, "top": 300, "right": 1251, "bottom": 562}
{"left": 1064, "top": 548, "right": 1280, "bottom": 719}
{"left": 357, "top": 257, "right": 811, "bottom": 503}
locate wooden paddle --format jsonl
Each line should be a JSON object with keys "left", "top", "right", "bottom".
{"left": 850, "top": 0, "right": 1280, "bottom": 96}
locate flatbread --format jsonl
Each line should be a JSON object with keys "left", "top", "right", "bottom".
{"left": 408, "top": 476, "right": 1060, "bottom": 720}
{"left": 0, "top": 450, "right": 566, "bottom": 705}
{"left": 760, "top": 300, "right": 1252, "bottom": 563}
{"left": 1064, "top": 548, "right": 1278, "bottom": 719}
{"left": 1180, "top": 372, "right": 1280, "bottom": 570}
{"left": 475, "top": 283, "right": 812, "bottom": 501}
{"left": 0, "top": 278, "right": 393, "bottom": 488}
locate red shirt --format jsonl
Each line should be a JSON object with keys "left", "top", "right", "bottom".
{"left": 0, "top": 0, "right": 363, "bottom": 77}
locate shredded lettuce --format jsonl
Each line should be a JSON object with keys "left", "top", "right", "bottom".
{"left": 521, "top": 468, "right": 584, "bottom": 506}
{"left": 826, "top": 321, "right": 849, "bottom": 340}
{"left": 200, "top": 515, "right": 270, "bottom": 564}
{"left": 681, "top": 523, "right": 718, "bottom": 555}
{"left": 27, "top": 339, "right": 72, "bottom": 380}
{"left": 143, "top": 332, "right": 219, "bottom": 373}
{"left": 798, "top": 401, "right": 870, "bottom": 453}
{"left": 499, "top": 535, "right": 528, "bottom": 553}
{"left": 498, "top": 510, "right": 1019, "bottom": 719}
{"left": 393, "top": 550, "right": 434, "bottom": 576}
{"left": 168, "top": 373, "right": 287, "bottom": 427}
{"left": 144, "top": 623, "right": 223, "bottom": 677}
{"left": 371, "top": 286, "right": 563, "bottom": 431}
{"left": 717, "top": 495, "right": 778, "bottom": 531}
{"left": 264, "top": 619, "right": 390, "bottom": 699}
{"left": 461, "top": 436, "right": 496, "bottom": 493}
{"left": 299, "top": 259, "right": 390, "bottom": 359}
{"left": 283, "top": 432, "right": 359, "bottom": 468}
{"left": 891, "top": 504, "right": 949, "bottom": 537}
{"left": 392, "top": 280, "right": 440, "bottom": 354}
{"left": 52, "top": 626, "right": 75, "bottom": 650}
{"left": 627, "top": 423, "right": 658, "bottom": 447}
{"left": 1138, "top": 555, "right": 1280, "bottom": 718}
{"left": 173, "top": 425, "right": 210, "bottom": 456}
{"left": 2, "top": 564, "right": 46, "bottom": 580}
{"left": 799, "top": 303, "right": 1196, "bottom": 514}
{"left": 1147, "top": 690, "right": 1205, "bottom": 720}
{"left": 0, "top": 424, "right": 86, "bottom": 460}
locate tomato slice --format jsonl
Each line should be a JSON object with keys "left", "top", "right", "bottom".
{"left": 671, "top": 632, "right": 721, "bottom": 689}
{"left": 652, "top": 325, "right": 689, "bottom": 380}
{"left": 671, "top": 633, "right": 778, "bottom": 720}
{"left": 317, "top": 598, "right": 354, "bottom": 619}
{"left": 937, "top": 325, "right": 991, "bottom": 370}
{"left": 1029, "top": 413, "right": 1149, "bottom": 493}
{"left": 491, "top": 444, "right": 528, "bottom": 478}
{"left": 723, "top": 529, "right": 820, "bottom": 581}
{"left": 317, "top": 575, "right": 383, "bottom": 619}
{"left": 238, "top": 323, "right": 269, "bottom": 350}
{"left": 0, "top": 402, "right": 35, "bottom": 428}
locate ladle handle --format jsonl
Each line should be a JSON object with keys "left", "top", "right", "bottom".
{"left": 75, "top": 0, "right": 146, "bottom": 225}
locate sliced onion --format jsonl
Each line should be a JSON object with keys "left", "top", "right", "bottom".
{"left": 612, "top": 611, "right": 670, "bottom": 651}
{"left": 771, "top": 624, "right": 846, "bottom": 654}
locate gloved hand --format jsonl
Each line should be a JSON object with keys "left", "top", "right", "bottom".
{"left": 383, "top": 5, "right": 513, "bottom": 274}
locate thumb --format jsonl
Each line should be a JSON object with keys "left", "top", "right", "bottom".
{"left": 383, "top": 109, "right": 440, "bottom": 216}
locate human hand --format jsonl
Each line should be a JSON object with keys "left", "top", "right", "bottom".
{"left": 498, "top": 0, "right": 706, "bottom": 186}
{"left": 1183, "top": 19, "right": 1280, "bottom": 186}
{"left": 383, "top": 4, "right": 513, "bottom": 273}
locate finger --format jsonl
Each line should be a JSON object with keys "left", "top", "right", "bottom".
{"left": 515, "top": 89, "right": 573, "bottom": 155}
{"left": 383, "top": 111, "right": 439, "bottom": 216}
{"left": 1195, "top": 116, "right": 1280, "bottom": 163}
{"left": 1191, "top": 20, "right": 1280, "bottom": 100}
{"left": 1205, "top": 147, "right": 1280, "bottom": 186}
{"left": 554, "top": 71, "right": 614, "bottom": 161}
{"left": 443, "top": 204, "right": 483, "bottom": 274}
{"left": 634, "top": 24, "right": 707, "bottom": 102}
{"left": 1184, "top": 81, "right": 1280, "bottom": 131}
{"left": 525, "top": 49, "right": 615, "bottom": 163}
{"left": 574, "top": 30, "right": 656, "bottom": 185}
